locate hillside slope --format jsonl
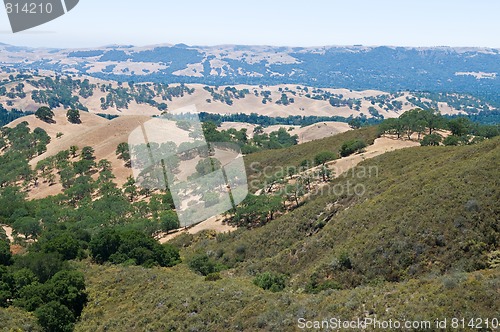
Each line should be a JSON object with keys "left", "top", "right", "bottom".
{"left": 74, "top": 264, "right": 499, "bottom": 332}
{"left": 72, "top": 138, "right": 499, "bottom": 331}
{"left": 7, "top": 109, "right": 109, "bottom": 139}
{"left": 199, "top": 138, "right": 500, "bottom": 285}
{"left": 0, "top": 132, "right": 498, "bottom": 332}
{"left": 7, "top": 115, "right": 373, "bottom": 199}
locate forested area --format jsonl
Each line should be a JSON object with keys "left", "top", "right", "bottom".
{"left": 0, "top": 116, "right": 182, "bottom": 331}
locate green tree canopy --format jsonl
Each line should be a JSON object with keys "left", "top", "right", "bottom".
{"left": 12, "top": 217, "right": 42, "bottom": 239}
{"left": 196, "top": 157, "right": 222, "bottom": 176}
{"left": 314, "top": 151, "right": 337, "bottom": 165}
{"left": 66, "top": 109, "right": 81, "bottom": 124}
{"left": 421, "top": 133, "right": 442, "bottom": 146}
{"left": 35, "top": 107, "right": 54, "bottom": 123}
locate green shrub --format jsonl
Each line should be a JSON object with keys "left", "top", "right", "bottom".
{"left": 188, "top": 254, "right": 225, "bottom": 276}
{"left": 339, "top": 139, "right": 367, "bottom": 157}
{"left": 35, "top": 301, "right": 74, "bottom": 332}
{"left": 90, "top": 229, "right": 180, "bottom": 268}
{"left": 0, "top": 238, "right": 12, "bottom": 266}
{"left": 443, "top": 135, "right": 460, "bottom": 146}
{"left": 204, "top": 272, "right": 222, "bottom": 281}
{"left": 338, "top": 252, "right": 353, "bottom": 270}
{"left": 253, "top": 272, "right": 286, "bottom": 292}
{"left": 421, "top": 133, "right": 442, "bottom": 146}
{"left": 314, "top": 151, "right": 337, "bottom": 165}
{"left": 38, "top": 231, "right": 83, "bottom": 261}
{"left": 160, "top": 210, "right": 180, "bottom": 233}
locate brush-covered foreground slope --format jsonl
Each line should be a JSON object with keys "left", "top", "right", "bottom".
{"left": 72, "top": 138, "right": 500, "bottom": 331}
{"left": 199, "top": 138, "right": 500, "bottom": 284}
{"left": 75, "top": 265, "right": 498, "bottom": 332}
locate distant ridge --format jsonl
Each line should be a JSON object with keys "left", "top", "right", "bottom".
{"left": 1, "top": 42, "right": 499, "bottom": 106}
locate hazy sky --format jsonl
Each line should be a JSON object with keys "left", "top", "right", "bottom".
{"left": 0, "top": 0, "right": 499, "bottom": 48}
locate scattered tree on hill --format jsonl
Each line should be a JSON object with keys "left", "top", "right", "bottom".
{"left": 448, "top": 117, "right": 471, "bottom": 137}
{"left": 379, "top": 108, "right": 443, "bottom": 140}
{"left": 46, "top": 173, "right": 56, "bottom": 186}
{"left": 340, "top": 139, "right": 367, "bottom": 157}
{"left": 12, "top": 217, "right": 42, "bottom": 239}
{"left": 160, "top": 210, "right": 180, "bottom": 233}
{"left": 176, "top": 120, "right": 192, "bottom": 131}
{"left": 314, "top": 151, "right": 337, "bottom": 165}
{"left": 66, "top": 109, "right": 81, "bottom": 124}
{"left": 116, "top": 142, "right": 131, "bottom": 166}
{"left": 69, "top": 145, "right": 78, "bottom": 158}
{"left": 35, "top": 106, "right": 55, "bottom": 123}
{"left": 421, "top": 133, "right": 442, "bottom": 146}
{"left": 233, "top": 194, "right": 283, "bottom": 226}
{"left": 97, "top": 159, "right": 112, "bottom": 172}
{"left": 284, "top": 182, "right": 305, "bottom": 207}
{"left": 443, "top": 135, "right": 460, "bottom": 146}
{"left": 400, "top": 109, "right": 420, "bottom": 139}
{"left": 379, "top": 117, "right": 404, "bottom": 138}
{"left": 196, "top": 158, "right": 222, "bottom": 176}
{"left": 320, "top": 165, "right": 332, "bottom": 182}
{"left": 123, "top": 176, "right": 138, "bottom": 201}
{"left": 420, "top": 108, "right": 441, "bottom": 135}
{"left": 348, "top": 118, "right": 362, "bottom": 129}
{"left": 203, "top": 192, "right": 220, "bottom": 208}
{"left": 80, "top": 146, "right": 95, "bottom": 161}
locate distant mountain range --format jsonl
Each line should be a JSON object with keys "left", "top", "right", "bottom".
{"left": 1, "top": 43, "right": 500, "bottom": 105}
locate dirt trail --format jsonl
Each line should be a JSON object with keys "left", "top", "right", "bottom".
{"left": 320, "top": 136, "right": 419, "bottom": 176}
{"left": 158, "top": 215, "right": 236, "bottom": 243}
{"left": 255, "top": 135, "right": 419, "bottom": 196}
{"left": 1, "top": 225, "right": 14, "bottom": 242}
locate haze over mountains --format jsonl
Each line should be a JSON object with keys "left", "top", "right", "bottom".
{"left": 1, "top": 43, "right": 500, "bottom": 106}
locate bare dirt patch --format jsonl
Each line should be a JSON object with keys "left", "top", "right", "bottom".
{"left": 1, "top": 225, "right": 14, "bottom": 242}
{"left": 158, "top": 215, "right": 235, "bottom": 243}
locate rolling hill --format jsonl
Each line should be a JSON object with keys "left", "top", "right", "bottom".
{"left": 74, "top": 136, "right": 500, "bottom": 330}
{"left": 0, "top": 42, "right": 499, "bottom": 332}
{"left": 1, "top": 43, "right": 500, "bottom": 105}
{"left": 3, "top": 111, "right": 360, "bottom": 200}
{"left": 0, "top": 113, "right": 498, "bottom": 331}
{"left": 1, "top": 68, "right": 497, "bottom": 126}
